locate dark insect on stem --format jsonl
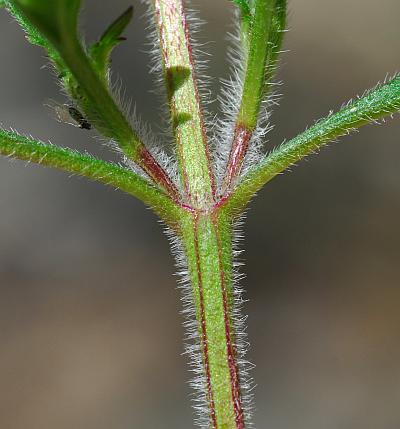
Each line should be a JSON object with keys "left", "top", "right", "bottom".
{"left": 67, "top": 107, "right": 92, "bottom": 130}
{"left": 50, "top": 100, "right": 92, "bottom": 130}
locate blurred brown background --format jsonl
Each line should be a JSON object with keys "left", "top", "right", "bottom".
{"left": 1, "top": 0, "right": 400, "bottom": 428}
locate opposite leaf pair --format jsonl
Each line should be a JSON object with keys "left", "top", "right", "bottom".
{"left": 1, "top": 2, "right": 399, "bottom": 426}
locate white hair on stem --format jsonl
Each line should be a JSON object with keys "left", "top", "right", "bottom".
{"left": 212, "top": 6, "right": 284, "bottom": 194}
{"left": 140, "top": 1, "right": 257, "bottom": 425}
{"left": 164, "top": 212, "right": 256, "bottom": 428}
{"left": 140, "top": 0, "right": 216, "bottom": 191}
{"left": 164, "top": 226, "right": 211, "bottom": 428}
{"left": 231, "top": 213, "right": 257, "bottom": 428}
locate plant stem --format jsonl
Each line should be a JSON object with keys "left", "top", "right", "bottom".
{"left": 223, "top": 0, "right": 287, "bottom": 194}
{"left": 180, "top": 209, "right": 245, "bottom": 429}
{"left": 149, "top": 1, "right": 248, "bottom": 425}
{"left": 4, "top": 2, "right": 399, "bottom": 428}
{"left": 237, "top": 0, "right": 277, "bottom": 129}
{"left": 148, "top": 1, "right": 252, "bottom": 425}
{"left": 151, "top": 0, "right": 215, "bottom": 208}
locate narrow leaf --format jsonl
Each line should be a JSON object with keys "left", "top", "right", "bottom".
{"left": 0, "top": 128, "right": 180, "bottom": 224}
{"left": 7, "top": 0, "right": 81, "bottom": 47}
{"left": 231, "top": 0, "right": 252, "bottom": 50}
{"left": 231, "top": 0, "right": 251, "bottom": 19}
{"left": 238, "top": 0, "right": 286, "bottom": 129}
{"left": 5, "top": 0, "right": 69, "bottom": 74}
{"left": 224, "top": 76, "right": 400, "bottom": 215}
{"left": 222, "top": 0, "right": 287, "bottom": 193}
{"left": 89, "top": 6, "right": 133, "bottom": 82}
{"left": 6, "top": 0, "right": 177, "bottom": 197}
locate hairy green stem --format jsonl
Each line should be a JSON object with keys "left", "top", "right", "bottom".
{"left": 150, "top": 1, "right": 247, "bottom": 426}
{"left": 180, "top": 210, "right": 244, "bottom": 429}
{"left": 2, "top": 2, "right": 400, "bottom": 428}
{"left": 151, "top": 0, "right": 215, "bottom": 207}
{"left": 237, "top": 0, "right": 277, "bottom": 129}
{"left": 223, "top": 0, "right": 286, "bottom": 193}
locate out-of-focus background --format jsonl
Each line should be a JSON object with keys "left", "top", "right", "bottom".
{"left": 1, "top": 1, "right": 400, "bottom": 428}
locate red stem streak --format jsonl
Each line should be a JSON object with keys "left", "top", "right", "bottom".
{"left": 193, "top": 213, "right": 218, "bottom": 429}
{"left": 154, "top": 0, "right": 216, "bottom": 201}
{"left": 223, "top": 125, "right": 252, "bottom": 194}
{"left": 181, "top": 11, "right": 216, "bottom": 198}
{"left": 139, "top": 148, "right": 179, "bottom": 201}
{"left": 212, "top": 214, "right": 245, "bottom": 429}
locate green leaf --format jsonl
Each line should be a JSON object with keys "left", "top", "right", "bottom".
{"left": 6, "top": 0, "right": 131, "bottom": 145}
{"left": 8, "top": 0, "right": 81, "bottom": 47}
{"left": 0, "top": 0, "right": 6, "bottom": 8}
{"left": 231, "top": 0, "right": 252, "bottom": 48}
{"left": 5, "top": 1, "right": 66, "bottom": 72}
{"left": 5, "top": 1, "right": 50, "bottom": 48}
{"left": 237, "top": 0, "right": 287, "bottom": 129}
{"left": 0, "top": 128, "right": 181, "bottom": 225}
{"left": 89, "top": 6, "right": 133, "bottom": 82}
{"left": 224, "top": 75, "right": 400, "bottom": 215}
{"left": 268, "top": 0, "right": 287, "bottom": 68}
{"left": 6, "top": 0, "right": 176, "bottom": 196}
{"left": 231, "top": 0, "right": 251, "bottom": 17}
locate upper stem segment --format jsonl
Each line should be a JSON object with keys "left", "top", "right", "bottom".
{"left": 151, "top": 0, "right": 215, "bottom": 208}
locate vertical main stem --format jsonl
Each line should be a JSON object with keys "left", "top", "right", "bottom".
{"left": 180, "top": 211, "right": 245, "bottom": 429}
{"left": 150, "top": 0, "right": 251, "bottom": 426}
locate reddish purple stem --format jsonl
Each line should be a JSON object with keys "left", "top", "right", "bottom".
{"left": 223, "top": 125, "right": 252, "bottom": 194}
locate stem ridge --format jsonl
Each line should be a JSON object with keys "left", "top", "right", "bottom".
{"left": 2, "top": 2, "right": 400, "bottom": 428}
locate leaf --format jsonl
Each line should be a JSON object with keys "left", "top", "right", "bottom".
{"left": 0, "top": 127, "right": 181, "bottom": 224}
{"left": 89, "top": 6, "right": 133, "bottom": 82}
{"left": 6, "top": 1, "right": 55, "bottom": 51}
{"left": 269, "top": 0, "right": 287, "bottom": 61}
{"left": 231, "top": 0, "right": 251, "bottom": 17}
{"left": 8, "top": 0, "right": 81, "bottom": 47}
{"left": 5, "top": 0, "right": 81, "bottom": 87}
{"left": 6, "top": 0, "right": 171, "bottom": 191}
{"left": 233, "top": 0, "right": 288, "bottom": 127}
{"left": 225, "top": 75, "right": 400, "bottom": 215}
